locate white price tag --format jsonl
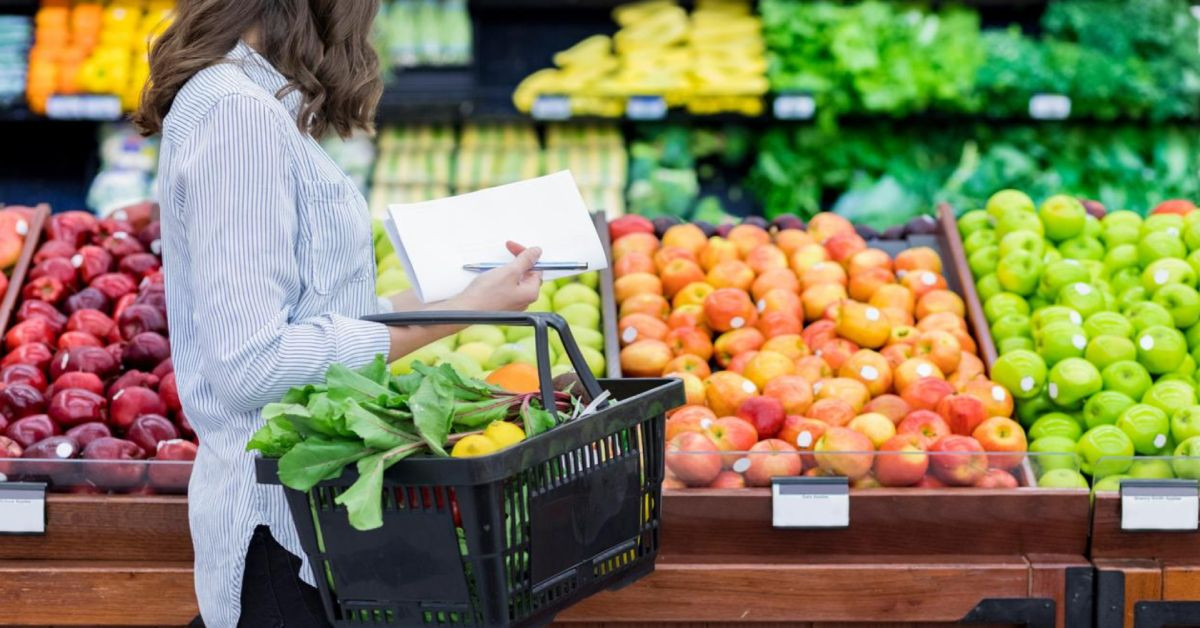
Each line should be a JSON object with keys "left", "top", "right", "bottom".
{"left": 0, "top": 483, "right": 46, "bottom": 534}
{"left": 772, "top": 477, "right": 849, "bottom": 529}
{"left": 45, "top": 94, "right": 123, "bottom": 121}
{"left": 531, "top": 95, "right": 571, "bottom": 121}
{"left": 1029, "top": 94, "right": 1071, "bottom": 120}
{"left": 1121, "top": 480, "right": 1199, "bottom": 532}
{"left": 626, "top": 95, "right": 667, "bottom": 121}
{"left": 773, "top": 94, "right": 816, "bottom": 120}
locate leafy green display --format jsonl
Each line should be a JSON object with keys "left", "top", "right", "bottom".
{"left": 248, "top": 356, "right": 582, "bottom": 530}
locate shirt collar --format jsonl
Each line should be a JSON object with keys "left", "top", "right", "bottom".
{"left": 226, "top": 39, "right": 303, "bottom": 118}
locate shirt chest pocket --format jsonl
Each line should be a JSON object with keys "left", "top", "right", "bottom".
{"left": 298, "top": 178, "right": 372, "bottom": 296}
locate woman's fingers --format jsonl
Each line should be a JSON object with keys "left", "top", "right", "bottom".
{"left": 509, "top": 246, "right": 542, "bottom": 276}
{"left": 505, "top": 241, "right": 527, "bottom": 256}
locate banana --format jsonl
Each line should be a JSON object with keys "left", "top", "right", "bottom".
{"left": 553, "top": 35, "right": 612, "bottom": 68}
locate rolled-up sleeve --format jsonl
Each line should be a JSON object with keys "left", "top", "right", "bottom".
{"left": 181, "top": 95, "right": 391, "bottom": 414}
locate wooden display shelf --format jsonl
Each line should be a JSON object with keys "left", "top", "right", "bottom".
{"left": 0, "top": 203, "right": 50, "bottom": 338}
{"left": 1091, "top": 493, "right": 1200, "bottom": 628}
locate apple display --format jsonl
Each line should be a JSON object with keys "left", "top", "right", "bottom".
{"left": 1076, "top": 426, "right": 1135, "bottom": 478}
{"left": 1115, "top": 404, "right": 1171, "bottom": 455}
{"left": 1082, "top": 391, "right": 1136, "bottom": 430}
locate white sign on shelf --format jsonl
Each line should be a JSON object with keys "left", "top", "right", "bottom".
{"left": 531, "top": 95, "right": 571, "bottom": 121}
{"left": 772, "top": 476, "right": 850, "bottom": 529}
{"left": 1120, "top": 479, "right": 1199, "bottom": 532}
{"left": 773, "top": 94, "right": 816, "bottom": 120}
{"left": 626, "top": 95, "right": 667, "bottom": 121}
{"left": 1029, "top": 94, "right": 1072, "bottom": 120}
{"left": 0, "top": 482, "right": 46, "bottom": 535}
{"left": 45, "top": 94, "right": 123, "bottom": 121}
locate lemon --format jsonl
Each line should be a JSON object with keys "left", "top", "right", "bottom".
{"left": 483, "top": 422, "right": 527, "bottom": 450}
{"left": 451, "top": 435, "right": 499, "bottom": 458}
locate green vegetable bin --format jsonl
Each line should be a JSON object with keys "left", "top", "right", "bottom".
{"left": 257, "top": 311, "right": 684, "bottom": 627}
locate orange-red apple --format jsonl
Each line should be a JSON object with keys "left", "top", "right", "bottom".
{"left": 848, "top": 412, "right": 897, "bottom": 448}
{"left": 706, "top": 260, "right": 755, "bottom": 292}
{"left": 808, "top": 398, "right": 856, "bottom": 427}
{"left": 973, "top": 468, "right": 1019, "bottom": 489}
{"left": 662, "top": 223, "right": 708, "bottom": 256}
{"left": 757, "top": 311, "right": 802, "bottom": 339}
{"left": 666, "top": 432, "right": 722, "bottom": 486}
{"left": 618, "top": 313, "right": 669, "bottom": 346}
{"left": 666, "top": 304, "right": 707, "bottom": 331}
{"left": 929, "top": 434, "right": 988, "bottom": 486}
{"left": 795, "top": 355, "right": 834, "bottom": 384}
{"left": 699, "top": 236, "right": 740, "bottom": 271}
{"left": 915, "top": 289, "right": 965, "bottom": 320}
{"left": 900, "top": 376, "right": 955, "bottom": 412}
{"left": 894, "top": 358, "right": 945, "bottom": 393}
{"left": 620, "top": 293, "right": 670, "bottom": 320}
{"left": 745, "top": 244, "right": 788, "bottom": 275}
{"left": 961, "top": 379, "right": 1013, "bottom": 418}
{"left": 801, "top": 261, "right": 848, "bottom": 289}
{"left": 615, "top": 251, "right": 655, "bottom": 278}
{"left": 705, "top": 371, "right": 758, "bottom": 417}
{"left": 612, "top": 232, "right": 660, "bottom": 261}
{"left": 763, "top": 375, "right": 814, "bottom": 416}
{"left": 743, "top": 350, "right": 795, "bottom": 391}
{"left": 900, "top": 270, "right": 948, "bottom": 300}
{"left": 873, "top": 433, "right": 930, "bottom": 487}
{"left": 751, "top": 268, "right": 800, "bottom": 301}
{"left": 824, "top": 232, "right": 867, "bottom": 265}
{"left": 848, "top": 267, "right": 896, "bottom": 302}
{"left": 814, "top": 377, "right": 871, "bottom": 412}
{"left": 705, "top": 416, "right": 759, "bottom": 465}
{"left": 778, "top": 415, "right": 827, "bottom": 469}
{"left": 704, "top": 288, "right": 758, "bottom": 333}
{"left": 914, "top": 329, "right": 962, "bottom": 375}
{"left": 936, "top": 393, "right": 988, "bottom": 436}
{"left": 839, "top": 349, "right": 893, "bottom": 397}
{"left": 835, "top": 301, "right": 890, "bottom": 349}
{"left": 708, "top": 470, "right": 746, "bottom": 489}
{"left": 971, "top": 416, "right": 1027, "bottom": 470}
{"left": 808, "top": 212, "right": 854, "bottom": 243}
{"left": 894, "top": 246, "right": 942, "bottom": 275}
{"left": 789, "top": 243, "right": 830, "bottom": 276}
{"left": 620, "top": 339, "right": 673, "bottom": 377}
{"left": 814, "top": 426, "right": 875, "bottom": 480}
{"left": 713, "top": 328, "right": 765, "bottom": 367}
{"left": 665, "top": 327, "right": 713, "bottom": 361}
{"left": 801, "top": 283, "right": 848, "bottom": 321}
{"left": 776, "top": 228, "right": 815, "bottom": 256}
{"left": 727, "top": 224, "right": 771, "bottom": 256}
{"left": 660, "top": 259, "right": 706, "bottom": 298}
{"left": 897, "top": 409, "right": 952, "bottom": 442}
{"left": 870, "top": 283, "right": 915, "bottom": 314}
{"left": 662, "top": 353, "right": 712, "bottom": 379}
{"left": 864, "top": 394, "right": 910, "bottom": 425}
{"left": 762, "top": 334, "right": 810, "bottom": 361}
{"left": 743, "top": 439, "right": 802, "bottom": 487}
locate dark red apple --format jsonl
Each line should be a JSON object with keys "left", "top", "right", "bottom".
{"left": 735, "top": 396, "right": 787, "bottom": 440}
{"left": 147, "top": 438, "right": 196, "bottom": 490}
{"left": 48, "top": 389, "right": 107, "bottom": 428}
{"left": 22, "top": 276, "right": 66, "bottom": 304}
{"left": 127, "top": 414, "right": 177, "bottom": 455}
{"left": 117, "top": 304, "right": 166, "bottom": 340}
{"left": 5, "top": 318, "right": 57, "bottom": 351}
{"left": 50, "top": 347, "right": 118, "bottom": 380}
{"left": 97, "top": 217, "right": 135, "bottom": 239}
{"left": 29, "top": 257, "right": 78, "bottom": 289}
{"left": 107, "top": 371, "right": 159, "bottom": 398}
{"left": 57, "top": 331, "right": 103, "bottom": 350}
{"left": 65, "top": 422, "right": 112, "bottom": 448}
{"left": 175, "top": 410, "right": 194, "bottom": 439}
{"left": 142, "top": 269, "right": 164, "bottom": 286}
{"left": 115, "top": 203, "right": 157, "bottom": 232}
{"left": 17, "top": 300, "right": 67, "bottom": 332}
{"left": 0, "top": 364, "right": 47, "bottom": 392}
{"left": 90, "top": 272, "right": 137, "bottom": 301}
{"left": 137, "top": 221, "right": 161, "bottom": 250}
{"left": 112, "top": 292, "right": 137, "bottom": 323}
{"left": 22, "top": 435, "right": 81, "bottom": 478}
{"left": 122, "top": 332, "right": 170, "bottom": 371}
{"left": 133, "top": 283, "right": 166, "bottom": 313}
{"left": 74, "top": 245, "right": 113, "bottom": 283}
{"left": 6, "top": 414, "right": 60, "bottom": 448}
{"left": 119, "top": 253, "right": 160, "bottom": 278}
{"left": 100, "top": 233, "right": 145, "bottom": 259}
{"left": 0, "top": 384, "right": 47, "bottom": 420}
{"left": 152, "top": 358, "right": 173, "bottom": 379}
{"left": 104, "top": 343, "right": 123, "bottom": 365}
{"left": 110, "top": 386, "right": 166, "bottom": 431}
{"left": 50, "top": 372, "right": 104, "bottom": 397}
{"left": 33, "top": 239, "right": 76, "bottom": 265}
{"left": 67, "top": 309, "right": 117, "bottom": 341}
{"left": 46, "top": 211, "right": 97, "bottom": 247}
{"left": 82, "top": 437, "right": 145, "bottom": 488}
{"left": 159, "top": 372, "right": 180, "bottom": 414}
{"left": 2, "top": 343, "right": 54, "bottom": 372}
{"left": 64, "top": 288, "right": 111, "bottom": 315}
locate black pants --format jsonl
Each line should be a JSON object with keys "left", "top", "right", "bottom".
{"left": 190, "top": 525, "right": 331, "bottom": 628}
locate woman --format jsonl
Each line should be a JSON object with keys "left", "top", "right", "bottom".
{"left": 134, "top": 2, "right": 542, "bottom": 626}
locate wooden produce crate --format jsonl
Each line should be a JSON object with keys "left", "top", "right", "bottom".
{"left": 1092, "top": 491, "right": 1200, "bottom": 628}
{"left": 0, "top": 203, "right": 51, "bottom": 337}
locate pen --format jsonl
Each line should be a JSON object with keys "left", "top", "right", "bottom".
{"left": 463, "top": 262, "right": 589, "bottom": 272}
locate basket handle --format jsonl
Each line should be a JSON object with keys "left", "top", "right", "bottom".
{"left": 362, "top": 311, "right": 606, "bottom": 423}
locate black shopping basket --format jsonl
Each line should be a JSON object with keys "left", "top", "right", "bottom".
{"left": 256, "top": 311, "right": 685, "bottom": 627}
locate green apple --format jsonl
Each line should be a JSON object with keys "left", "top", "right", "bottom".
{"left": 1173, "top": 354, "right": 1197, "bottom": 379}
{"left": 1029, "top": 412, "right": 1084, "bottom": 441}
{"left": 992, "top": 349, "right": 1047, "bottom": 399}
{"left": 1143, "top": 213, "right": 1185, "bottom": 236}
{"left": 987, "top": 189, "right": 1035, "bottom": 219}
{"left": 554, "top": 276, "right": 575, "bottom": 289}
{"left": 996, "top": 250, "right": 1042, "bottom": 296}
{"left": 375, "top": 267, "right": 411, "bottom": 297}
{"left": 1101, "top": 360, "right": 1154, "bottom": 400}
{"left": 1092, "top": 474, "right": 1131, "bottom": 493}
{"left": 377, "top": 253, "right": 402, "bottom": 274}
{"left": 1116, "top": 404, "right": 1172, "bottom": 455}
{"left": 1153, "top": 283, "right": 1200, "bottom": 328}
{"left": 964, "top": 229, "right": 998, "bottom": 255}
{"left": 1129, "top": 459, "right": 1175, "bottom": 479}
{"left": 999, "top": 336, "right": 1036, "bottom": 354}
{"left": 1076, "top": 426, "right": 1135, "bottom": 478}
{"left": 959, "top": 210, "right": 993, "bottom": 235}
{"left": 1172, "top": 406, "right": 1200, "bottom": 443}
{"left": 991, "top": 313, "right": 1032, "bottom": 342}
{"left": 550, "top": 363, "right": 575, "bottom": 378}
{"left": 1136, "top": 325, "right": 1188, "bottom": 374}
{"left": 1041, "top": 198, "right": 1089, "bottom": 242}
{"left": 455, "top": 342, "right": 496, "bottom": 367}
{"left": 1016, "top": 389, "right": 1056, "bottom": 427}
{"left": 1083, "top": 215, "right": 1103, "bottom": 239}
{"left": 984, "top": 292, "right": 1031, "bottom": 323}
{"left": 516, "top": 336, "right": 556, "bottom": 363}
{"left": 558, "top": 303, "right": 601, "bottom": 330}
{"left": 1185, "top": 220, "right": 1200, "bottom": 251}
{"left": 1030, "top": 436, "right": 1082, "bottom": 473}
{"left": 1043, "top": 248, "right": 1062, "bottom": 265}
{"left": 552, "top": 283, "right": 600, "bottom": 312}
{"left": 1033, "top": 305, "right": 1083, "bottom": 330}
{"left": 505, "top": 325, "right": 535, "bottom": 342}
{"left": 1101, "top": 210, "right": 1143, "bottom": 247}
{"left": 459, "top": 325, "right": 506, "bottom": 348}
{"left": 976, "top": 273, "right": 1003, "bottom": 303}
{"left": 995, "top": 211, "right": 1044, "bottom": 239}
{"left": 539, "top": 282, "right": 557, "bottom": 300}
{"left": 1081, "top": 259, "right": 1105, "bottom": 282}
{"left": 1085, "top": 335, "right": 1137, "bottom": 370}
{"left": 1084, "top": 312, "right": 1134, "bottom": 339}
{"left": 1058, "top": 235, "right": 1105, "bottom": 261}
{"left": 485, "top": 343, "right": 537, "bottom": 370}
{"left": 568, "top": 345, "right": 604, "bottom": 377}
{"left": 998, "top": 230, "right": 1046, "bottom": 260}
{"left": 580, "top": 272, "right": 601, "bottom": 290}
{"left": 1083, "top": 391, "right": 1137, "bottom": 430}
{"left": 1038, "top": 260, "right": 1090, "bottom": 299}
{"left": 1143, "top": 258, "right": 1198, "bottom": 293}
{"left": 1172, "top": 437, "right": 1200, "bottom": 479}
{"left": 1186, "top": 322, "right": 1200, "bottom": 349}
{"left": 527, "top": 293, "right": 553, "bottom": 313}
{"left": 569, "top": 326, "right": 605, "bottom": 352}
{"left": 1048, "top": 357, "right": 1102, "bottom": 408}
{"left": 1111, "top": 267, "right": 1144, "bottom": 297}
{"left": 1029, "top": 295, "right": 1052, "bottom": 312}
{"left": 1126, "top": 301, "right": 1175, "bottom": 333}
{"left": 969, "top": 246, "right": 1000, "bottom": 278}
{"left": 1038, "top": 468, "right": 1090, "bottom": 489}
{"left": 1103, "top": 244, "right": 1140, "bottom": 275}
{"left": 390, "top": 342, "right": 452, "bottom": 375}
{"left": 1187, "top": 250, "right": 1200, "bottom": 284}
{"left": 1056, "top": 282, "right": 1105, "bottom": 319}
{"left": 1138, "top": 231, "right": 1188, "bottom": 267}
{"left": 1142, "top": 379, "right": 1197, "bottom": 413}
{"left": 438, "top": 352, "right": 486, "bottom": 380}
{"left": 1036, "top": 322, "right": 1088, "bottom": 366}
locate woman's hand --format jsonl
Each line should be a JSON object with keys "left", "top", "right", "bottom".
{"left": 454, "top": 242, "right": 543, "bottom": 312}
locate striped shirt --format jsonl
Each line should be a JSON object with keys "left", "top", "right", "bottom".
{"left": 157, "top": 41, "right": 393, "bottom": 627}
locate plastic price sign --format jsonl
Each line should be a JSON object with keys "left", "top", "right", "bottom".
{"left": 531, "top": 95, "right": 571, "bottom": 121}
{"left": 1029, "top": 94, "right": 1071, "bottom": 120}
{"left": 46, "top": 94, "right": 123, "bottom": 121}
{"left": 773, "top": 94, "right": 816, "bottom": 120}
{"left": 771, "top": 476, "right": 849, "bottom": 529}
{"left": 626, "top": 95, "right": 667, "bottom": 121}
{"left": 1120, "top": 479, "right": 1199, "bottom": 532}
{"left": 0, "top": 482, "right": 47, "bottom": 535}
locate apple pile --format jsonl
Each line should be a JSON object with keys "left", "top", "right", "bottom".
{"left": 372, "top": 221, "right": 608, "bottom": 379}
{"left": 966, "top": 191, "right": 1200, "bottom": 489}
{"left": 607, "top": 213, "right": 1026, "bottom": 489}
{"left": 0, "top": 204, "right": 197, "bottom": 493}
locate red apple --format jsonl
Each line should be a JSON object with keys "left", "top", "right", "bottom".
{"left": 873, "top": 433, "right": 929, "bottom": 487}
{"left": 735, "top": 396, "right": 787, "bottom": 440}
{"left": 974, "top": 468, "right": 1019, "bottom": 489}
{"left": 777, "top": 415, "right": 827, "bottom": 469}
{"left": 147, "top": 438, "right": 197, "bottom": 491}
{"left": 971, "top": 417, "right": 1027, "bottom": 470}
{"left": 929, "top": 435, "right": 988, "bottom": 486}
{"left": 666, "top": 432, "right": 722, "bottom": 487}
{"left": 742, "top": 439, "right": 802, "bottom": 487}
{"left": 897, "top": 410, "right": 952, "bottom": 442}
{"left": 708, "top": 470, "right": 745, "bottom": 489}
{"left": 704, "top": 416, "right": 758, "bottom": 466}
{"left": 936, "top": 394, "right": 987, "bottom": 436}
{"left": 813, "top": 426, "right": 874, "bottom": 480}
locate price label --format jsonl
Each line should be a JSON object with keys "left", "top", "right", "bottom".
{"left": 1121, "top": 479, "right": 1199, "bottom": 532}
{"left": 0, "top": 482, "right": 46, "bottom": 535}
{"left": 45, "top": 94, "right": 123, "bottom": 121}
{"left": 626, "top": 95, "right": 667, "bottom": 121}
{"left": 773, "top": 94, "right": 816, "bottom": 120}
{"left": 771, "top": 476, "right": 849, "bottom": 529}
{"left": 1029, "top": 94, "right": 1071, "bottom": 120}
{"left": 531, "top": 95, "right": 571, "bottom": 121}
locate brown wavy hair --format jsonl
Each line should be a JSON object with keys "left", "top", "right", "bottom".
{"left": 134, "top": 0, "right": 382, "bottom": 138}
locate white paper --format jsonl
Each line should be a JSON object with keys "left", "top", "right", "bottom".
{"left": 772, "top": 480, "right": 850, "bottom": 529}
{"left": 385, "top": 171, "right": 608, "bottom": 303}
{"left": 0, "top": 485, "right": 46, "bottom": 534}
{"left": 1122, "top": 493, "right": 1199, "bottom": 531}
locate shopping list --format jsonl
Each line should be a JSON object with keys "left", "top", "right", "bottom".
{"left": 385, "top": 170, "right": 609, "bottom": 303}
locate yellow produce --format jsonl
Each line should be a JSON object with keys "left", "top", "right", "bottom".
{"left": 483, "top": 421, "right": 527, "bottom": 449}
{"left": 450, "top": 435, "right": 499, "bottom": 458}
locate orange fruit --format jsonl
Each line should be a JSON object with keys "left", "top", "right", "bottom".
{"left": 486, "top": 364, "right": 540, "bottom": 394}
